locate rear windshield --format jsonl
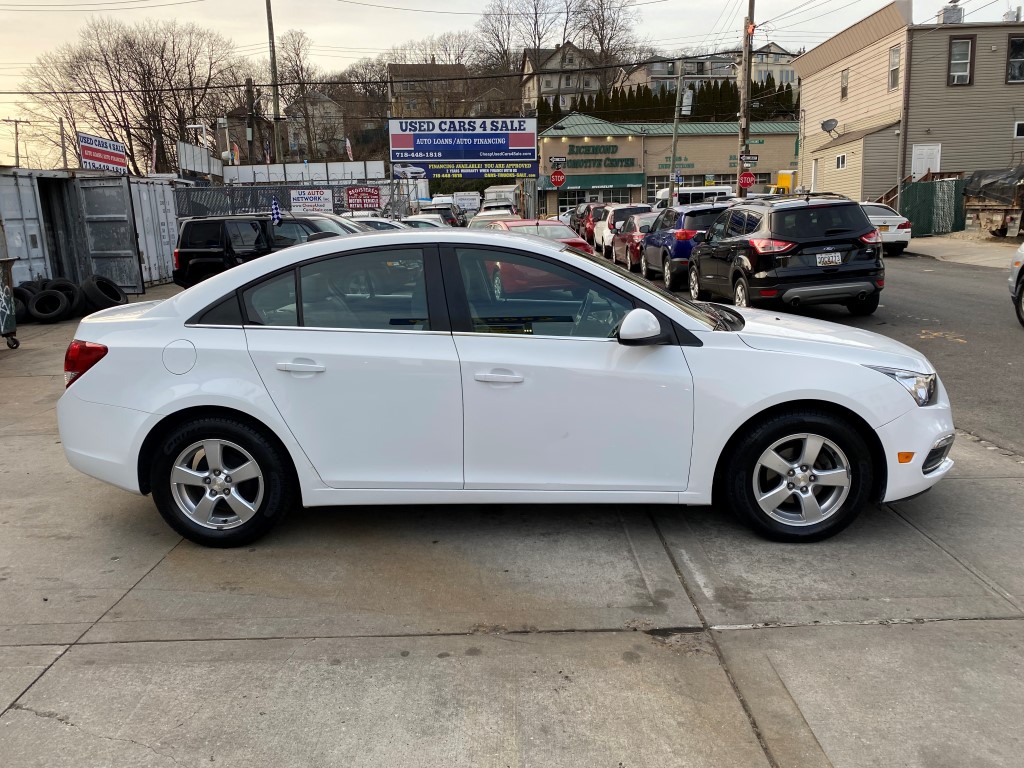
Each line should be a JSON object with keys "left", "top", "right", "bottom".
{"left": 507, "top": 223, "right": 578, "bottom": 240}
{"left": 770, "top": 204, "right": 871, "bottom": 239}
{"left": 590, "top": 206, "right": 606, "bottom": 220}
{"left": 682, "top": 210, "right": 724, "bottom": 230}
{"left": 182, "top": 221, "right": 223, "bottom": 248}
{"left": 861, "top": 204, "right": 898, "bottom": 217}
{"left": 612, "top": 206, "right": 650, "bottom": 223}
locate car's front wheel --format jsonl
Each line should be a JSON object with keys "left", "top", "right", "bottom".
{"left": 689, "top": 266, "right": 710, "bottom": 301}
{"left": 150, "top": 418, "right": 297, "bottom": 547}
{"left": 1016, "top": 285, "right": 1024, "bottom": 328}
{"left": 722, "top": 410, "right": 874, "bottom": 541}
{"left": 733, "top": 276, "right": 750, "bottom": 308}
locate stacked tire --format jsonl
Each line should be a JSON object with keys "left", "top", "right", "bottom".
{"left": 12, "top": 274, "right": 129, "bottom": 325}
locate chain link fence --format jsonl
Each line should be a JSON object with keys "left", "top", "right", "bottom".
{"left": 174, "top": 184, "right": 413, "bottom": 219}
{"left": 900, "top": 179, "right": 967, "bottom": 237}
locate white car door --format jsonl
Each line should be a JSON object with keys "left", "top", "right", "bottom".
{"left": 444, "top": 245, "right": 695, "bottom": 492}
{"left": 243, "top": 246, "right": 464, "bottom": 489}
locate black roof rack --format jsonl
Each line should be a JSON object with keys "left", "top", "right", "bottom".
{"left": 739, "top": 192, "right": 853, "bottom": 207}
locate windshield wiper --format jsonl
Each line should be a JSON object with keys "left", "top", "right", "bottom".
{"left": 697, "top": 301, "right": 730, "bottom": 331}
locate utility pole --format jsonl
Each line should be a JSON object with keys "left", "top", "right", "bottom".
{"left": 667, "top": 57, "right": 686, "bottom": 209}
{"left": 59, "top": 117, "right": 69, "bottom": 168}
{"left": 737, "top": 0, "right": 755, "bottom": 198}
{"left": 245, "top": 77, "right": 256, "bottom": 163}
{"left": 265, "top": 0, "right": 283, "bottom": 163}
{"left": 2, "top": 118, "right": 30, "bottom": 167}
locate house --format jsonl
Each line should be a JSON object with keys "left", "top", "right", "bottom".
{"left": 283, "top": 90, "right": 346, "bottom": 161}
{"left": 215, "top": 106, "right": 275, "bottom": 165}
{"left": 614, "top": 44, "right": 797, "bottom": 96}
{"left": 388, "top": 61, "right": 471, "bottom": 118}
{"left": 521, "top": 43, "right": 602, "bottom": 114}
{"left": 794, "top": 0, "right": 1024, "bottom": 201}
{"left": 750, "top": 43, "right": 800, "bottom": 87}
{"left": 614, "top": 56, "right": 680, "bottom": 95}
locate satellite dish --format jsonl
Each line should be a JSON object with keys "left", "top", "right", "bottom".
{"left": 821, "top": 118, "right": 839, "bottom": 133}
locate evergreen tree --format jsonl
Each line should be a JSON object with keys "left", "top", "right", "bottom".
{"left": 625, "top": 87, "right": 637, "bottom": 120}
{"left": 640, "top": 84, "right": 654, "bottom": 117}
{"left": 568, "top": 95, "right": 579, "bottom": 113}
{"left": 594, "top": 90, "right": 607, "bottom": 117}
{"left": 536, "top": 96, "right": 551, "bottom": 130}
{"left": 551, "top": 98, "right": 563, "bottom": 121}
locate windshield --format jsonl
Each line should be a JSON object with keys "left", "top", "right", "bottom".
{"left": 507, "top": 223, "right": 578, "bottom": 240}
{"left": 682, "top": 210, "right": 724, "bottom": 230}
{"left": 561, "top": 245, "right": 716, "bottom": 330}
{"left": 308, "top": 216, "right": 369, "bottom": 234}
{"left": 771, "top": 204, "right": 871, "bottom": 239}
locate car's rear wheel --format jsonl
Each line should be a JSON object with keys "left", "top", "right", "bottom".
{"left": 640, "top": 251, "right": 655, "bottom": 279}
{"left": 150, "top": 418, "right": 296, "bottom": 547}
{"left": 663, "top": 255, "right": 682, "bottom": 291}
{"left": 733, "top": 277, "right": 750, "bottom": 308}
{"left": 1016, "top": 284, "right": 1024, "bottom": 328}
{"left": 722, "top": 410, "right": 873, "bottom": 541}
{"left": 847, "top": 292, "right": 880, "bottom": 316}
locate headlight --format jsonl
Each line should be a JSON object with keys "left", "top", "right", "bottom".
{"left": 866, "top": 366, "right": 938, "bottom": 406}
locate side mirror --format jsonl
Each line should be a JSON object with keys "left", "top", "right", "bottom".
{"left": 618, "top": 308, "right": 669, "bottom": 346}
{"left": 692, "top": 232, "right": 706, "bottom": 245}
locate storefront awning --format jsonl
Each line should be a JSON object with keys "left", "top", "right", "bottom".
{"left": 538, "top": 172, "right": 645, "bottom": 191}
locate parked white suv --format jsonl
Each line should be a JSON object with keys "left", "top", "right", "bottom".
{"left": 595, "top": 204, "right": 653, "bottom": 258}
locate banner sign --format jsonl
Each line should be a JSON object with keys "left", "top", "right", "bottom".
{"left": 290, "top": 188, "right": 332, "bottom": 213}
{"left": 389, "top": 118, "right": 537, "bottom": 163}
{"left": 407, "top": 161, "right": 539, "bottom": 181}
{"left": 345, "top": 186, "right": 382, "bottom": 209}
{"left": 78, "top": 132, "right": 128, "bottom": 174}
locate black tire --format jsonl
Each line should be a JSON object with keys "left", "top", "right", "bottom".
{"left": 733, "top": 276, "right": 750, "bottom": 308}
{"left": 886, "top": 245, "right": 905, "bottom": 257}
{"left": 722, "top": 409, "right": 874, "bottom": 542}
{"left": 1015, "top": 285, "right": 1024, "bottom": 329}
{"left": 640, "top": 250, "right": 655, "bottom": 279}
{"left": 13, "top": 286, "right": 34, "bottom": 313}
{"left": 45, "top": 279, "right": 86, "bottom": 318}
{"left": 16, "top": 281, "right": 40, "bottom": 296}
{"left": 663, "top": 255, "right": 683, "bottom": 291}
{"left": 81, "top": 274, "right": 128, "bottom": 310}
{"left": 13, "top": 295, "right": 28, "bottom": 324}
{"left": 847, "top": 292, "right": 880, "bottom": 316}
{"left": 689, "top": 266, "right": 710, "bottom": 301}
{"left": 27, "top": 289, "right": 70, "bottom": 324}
{"left": 149, "top": 417, "right": 297, "bottom": 547}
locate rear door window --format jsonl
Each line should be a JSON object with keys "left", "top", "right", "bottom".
{"left": 744, "top": 213, "right": 763, "bottom": 234}
{"left": 612, "top": 206, "right": 650, "bottom": 224}
{"left": 225, "top": 220, "right": 267, "bottom": 250}
{"left": 272, "top": 222, "right": 308, "bottom": 248}
{"left": 725, "top": 210, "right": 747, "bottom": 238}
{"left": 771, "top": 204, "right": 871, "bottom": 239}
{"left": 182, "top": 221, "right": 223, "bottom": 248}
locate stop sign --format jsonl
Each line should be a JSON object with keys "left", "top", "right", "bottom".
{"left": 739, "top": 171, "right": 756, "bottom": 189}
{"left": 550, "top": 169, "right": 566, "bottom": 188}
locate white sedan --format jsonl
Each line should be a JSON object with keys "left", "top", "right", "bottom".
{"left": 58, "top": 230, "right": 954, "bottom": 547}
{"left": 392, "top": 163, "right": 425, "bottom": 179}
{"left": 861, "top": 203, "right": 912, "bottom": 255}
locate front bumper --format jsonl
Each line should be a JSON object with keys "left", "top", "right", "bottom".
{"left": 875, "top": 392, "right": 955, "bottom": 503}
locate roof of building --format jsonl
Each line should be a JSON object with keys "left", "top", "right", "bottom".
{"left": 817, "top": 121, "right": 900, "bottom": 151}
{"left": 521, "top": 43, "right": 598, "bottom": 74}
{"left": 793, "top": 1, "right": 912, "bottom": 79}
{"left": 540, "top": 113, "right": 800, "bottom": 137}
{"left": 388, "top": 62, "right": 469, "bottom": 78}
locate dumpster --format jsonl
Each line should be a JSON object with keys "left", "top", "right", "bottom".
{"left": 0, "top": 258, "right": 20, "bottom": 349}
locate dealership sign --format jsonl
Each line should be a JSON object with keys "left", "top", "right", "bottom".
{"left": 345, "top": 186, "right": 382, "bottom": 209}
{"left": 395, "top": 161, "right": 539, "bottom": 181}
{"left": 77, "top": 132, "right": 127, "bottom": 174}
{"left": 388, "top": 118, "right": 537, "bottom": 163}
{"left": 290, "top": 188, "right": 332, "bottom": 213}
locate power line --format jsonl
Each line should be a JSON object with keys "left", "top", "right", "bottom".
{"left": 333, "top": 0, "right": 667, "bottom": 16}
{"left": 0, "top": 0, "right": 205, "bottom": 10}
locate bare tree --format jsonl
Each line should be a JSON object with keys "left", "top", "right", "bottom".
{"left": 277, "top": 29, "right": 324, "bottom": 160}
{"left": 578, "top": 0, "right": 642, "bottom": 90}
{"left": 475, "top": 0, "right": 517, "bottom": 73}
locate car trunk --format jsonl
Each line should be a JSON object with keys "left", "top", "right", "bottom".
{"left": 768, "top": 206, "right": 879, "bottom": 278}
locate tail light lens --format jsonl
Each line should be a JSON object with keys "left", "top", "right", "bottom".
{"left": 173, "top": 249, "right": 180, "bottom": 269}
{"left": 674, "top": 229, "right": 699, "bottom": 241}
{"left": 64, "top": 340, "right": 108, "bottom": 388}
{"left": 860, "top": 228, "right": 882, "bottom": 244}
{"left": 897, "top": 221, "right": 912, "bottom": 230}
{"left": 749, "top": 238, "right": 796, "bottom": 255}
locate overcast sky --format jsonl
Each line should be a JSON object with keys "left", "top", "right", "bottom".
{"left": 0, "top": 0, "right": 1013, "bottom": 159}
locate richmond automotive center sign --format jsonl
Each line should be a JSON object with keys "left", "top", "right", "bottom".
{"left": 388, "top": 118, "right": 537, "bottom": 162}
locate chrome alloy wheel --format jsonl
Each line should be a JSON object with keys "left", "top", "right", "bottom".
{"left": 752, "top": 433, "right": 851, "bottom": 527}
{"left": 689, "top": 268, "right": 701, "bottom": 300}
{"left": 170, "top": 439, "right": 264, "bottom": 529}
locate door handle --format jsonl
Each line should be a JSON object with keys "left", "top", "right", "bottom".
{"left": 277, "top": 361, "right": 326, "bottom": 372}
{"left": 475, "top": 372, "right": 524, "bottom": 383}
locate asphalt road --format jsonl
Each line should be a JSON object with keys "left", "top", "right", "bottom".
{"left": 779, "top": 254, "right": 1022, "bottom": 456}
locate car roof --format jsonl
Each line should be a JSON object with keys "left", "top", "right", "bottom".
{"left": 669, "top": 202, "right": 732, "bottom": 213}
{"left": 739, "top": 193, "right": 855, "bottom": 210}
{"left": 502, "top": 219, "right": 564, "bottom": 226}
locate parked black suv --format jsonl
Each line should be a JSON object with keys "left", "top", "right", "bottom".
{"left": 173, "top": 213, "right": 368, "bottom": 287}
{"left": 687, "top": 194, "right": 884, "bottom": 315}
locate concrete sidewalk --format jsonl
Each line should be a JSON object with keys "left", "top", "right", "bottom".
{"left": 2, "top": 285, "right": 1024, "bottom": 767}
{"left": 904, "top": 233, "right": 1020, "bottom": 269}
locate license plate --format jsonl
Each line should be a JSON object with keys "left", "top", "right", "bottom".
{"left": 879, "top": 225, "right": 890, "bottom": 231}
{"left": 816, "top": 253, "right": 843, "bottom": 267}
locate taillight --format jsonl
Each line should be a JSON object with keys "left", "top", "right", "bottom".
{"left": 64, "top": 340, "right": 108, "bottom": 388}
{"left": 897, "top": 221, "right": 912, "bottom": 230}
{"left": 173, "top": 249, "right": 180, "bottom": 269}
{"left": 749, "top": 238, "right": 796, "bottom": 254}
{"left": 674, "top": 229, "right": 699, "bottom": 241}
{"left": 860, "top": 228, "right": 882, "bottom": 244}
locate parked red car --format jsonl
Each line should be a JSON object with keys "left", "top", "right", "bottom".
{"left": 482, "top": 219, "right": 591, "bottom": 298}
{"left": 611, "top": 212, "right": 659, "bottom": 272}
{"left": 583, "top": 205, "right": 607, "bottom": 245}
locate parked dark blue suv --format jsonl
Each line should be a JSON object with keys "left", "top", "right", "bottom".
{"left": 640, "top": 203, "right": 732, "bottom": 290}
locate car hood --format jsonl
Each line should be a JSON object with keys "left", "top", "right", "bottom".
{"left": 734, "top": 307, "right": 934, "bottom": 373}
